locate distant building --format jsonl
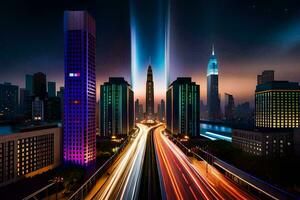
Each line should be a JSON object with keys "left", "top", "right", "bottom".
{"left": 166, "top": 77, "right": 200, "bottom": 137}
{"left": 0, "top": 82, "right": 19, "bottom": 120}
{"left": 135, "top": 99, "right": 143, "bottom": 122}
{"left": 235, "top": 102, "right": 254, "bottom": 128}
{"left": 232, "top": 128, "right": 293, "bottom": 157}
{"left": 64, "top": 10, "right": 96, "bottom": 165}
{"left": 47, "top": 97, "right": 61, "bottom": 121}
{"left": 257, "top": 70, "right": 274, "bottom": 85}
{"left": 100, "top": 77, "right": 134, "bottom": 136}
{"left": 47, "top": 81, "right": 56, "bottom": 97}
{"left": 33, "top": 72, "right": 47, "bottom": 100}
{"left": 25, "top": 74, "right": 33, "bottom": 95}
{"left": 146, "top": 65, "right": 154, "bottom": 120}
{"left": 255, "top": 81, "right": 300, "bottom": 128}
{"left": 207, "top": 45, "right": 221, "bottom": 121}
{"left": 32, "top": 97, "right": 44, "bottom": 121}
{"left": 200, "top": 100, "right": 208, "bottom": 120}
{"left": 157, "top": 99, "right": 165, "bottom": 122}
{"left": 139, "top": 104, "right": 144, "bottom": 120}
{"left": 0, "top": 124, "right": 62, "bottom": 187}
{"left": 57, "top": 87, "right": 64, "bottom": 119}
{"left": 224, "top": 93, "right": 235, "bottom": 122}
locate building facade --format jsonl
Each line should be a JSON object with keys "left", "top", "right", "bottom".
{"left": 224, "top": 93, "right": 235, "bottom": 122}
{"left": 100, "top": 78, "right": 134, "bottom": 136}
{"left": 255, "top": 81, "right": 300, "bottom": 128}
{"left": 64, "top": 11, "right": 96, "bottom": 165}
{"left": 135, "top": 99, "right": 143, "bottom": 122}
{"left": 32, "top": 97, "right": 44, "bottom": 121}
{"left": 207, "top": 46, "right": 221, "bottom": 121}
{"left": 232, "top": 128, "right": 293, "bottom": 157}
{"left": 0, "top": 82, "right": 19, "bottom": 120}
{"left": 257, "top": 70, "right": 274, "bottom": 85}
{"left": 157, "top": 99, "right": 165, "bottom": 122}
{"left": 25, "top": 74, "right": 33, "bottom": 95}
{"left": 33, "top": 72, "right": 47, "bottom": 100}
{"left": 146, "top": 65, "right": 154, "bottom": 120}
{"left": 0, "top": 124, "right": 62, "bottom": 187}
{"left": 166, "top": 78, "right": 200, "bottom": 137}
{"left": 47, "top": 82, "right": 56, "bottom": 97}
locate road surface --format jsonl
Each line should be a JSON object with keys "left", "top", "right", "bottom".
{"left": 153, "top": 126, "right": 256, "bottom": 200}
{"left": 89, "top": 123, "right": 150, "bottom": 200}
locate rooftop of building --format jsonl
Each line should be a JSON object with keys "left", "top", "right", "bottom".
{"left": 102, "top": 77, "right": 131, "bottom": 87}
{"left": 256, "top": 80, "right": 300, "bottom": 92}
{"left": 168, "top": 77, "right": 198, "bottom": 88}
{"left": 0, "top": 122, "right": 61, "bottom": 135}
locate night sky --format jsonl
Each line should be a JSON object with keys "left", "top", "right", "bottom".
{"left": 1, "top": 0, "right": 300, "bottom": 106}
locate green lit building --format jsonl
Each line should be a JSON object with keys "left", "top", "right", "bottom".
{"left": 100, "top": 78, "right": 134, "bottom": 136}
{"left": 255, "top": 81, "right": 300, "bottom": 128}
{"left": 166, "top": 77, "right": 200, "bottom": 137}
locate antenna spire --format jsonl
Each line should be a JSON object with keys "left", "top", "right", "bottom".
{"left": 212, "top": 44, "right": 215, "bottom": 55}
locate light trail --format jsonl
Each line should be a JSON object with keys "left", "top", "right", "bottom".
{"left": 90, "top": 124, "right": 150, "bottom": 200}
{"left": 154, "top": 126, "right": 256, "bottom": 200}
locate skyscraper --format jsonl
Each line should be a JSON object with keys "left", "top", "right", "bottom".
{"left": 48, "top": 81, "right": 56, "bottom": 97}
{"left": 166, "top": 78, "right": 200, "bottom": 137}
{"left": 0, "top": 82, "right": 19, "bottom": 120}
{"left": 207, "top": 45, "right": 221, "bottom": 121}
{"left": 32, "top": 97, "right": 44, "bottom": 121}
{"left": 130, "top": 0, "right": 170, "bottom": 99}
{"left": 57, "top": 87, "right": 65, "bottom": 119}
{"left": 47, "top": 97, "right": 61, "bottom": 121}
{"left": 255, "top": 81, "right": 300, "bottom": 128}
{"left": 100, "top": 78, "right": 134, "bottom": 136}
{"left": 257, "top": 70, "right": 274, "bottom": 85}
{"left": 146, "top": 65, "right": 154, "bottom": 119}
{"left": 224, "top": 93, "right": 235, "bottom": 122}
{"left": 135, "top": 99, "right": 143, "bottom": 122}
{"left": 25, "top": 74, "right": 33, "bottom": 95}
{"left": 33, "top": 72, "right": 47, "bottom": 100}
{"left": 64, "top": 11, "right": 96, "bottom": 165}
{"left": 157, "top": 99, "right": 165, "bottom": 122}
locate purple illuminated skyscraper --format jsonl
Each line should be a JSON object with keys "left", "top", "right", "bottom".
{"left": 63, "top": 11, "right": 96, "bottom": 165}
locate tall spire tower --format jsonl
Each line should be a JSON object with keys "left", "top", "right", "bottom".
{"left": 207, "top": 45, "right": 221, "bottom": 121}
{"left": 146, "top": 65, "right": 154, "bottom": 119}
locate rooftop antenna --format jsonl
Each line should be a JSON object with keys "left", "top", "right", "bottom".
{"left": 212, "top": 44, "right": 215, "bottom": 55}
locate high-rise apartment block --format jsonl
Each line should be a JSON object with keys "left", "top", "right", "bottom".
{"left": 166, "top": 78, "right": 200, "bottom": 137}
{"left": 100, "top": 78, "right": 134, "bottom": 136}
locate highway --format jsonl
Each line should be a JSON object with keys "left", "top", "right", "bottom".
{"left": 89, "top": 123, "right": 150, "bottom": 200}
{"left": 153, "top": 126, "right": 256, "bottom": 200}
{"left": 138, "top": 126, "right": 163, "bottom": 200}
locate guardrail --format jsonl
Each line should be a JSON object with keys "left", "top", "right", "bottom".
{"left": 68, "top": 131, "right": 133, "bottom": 200}
{"left": 168, "top": 134, "right": 297, "bottom": 200}
{"left": 23, "top": 128, "right": 136, "bottom": 200}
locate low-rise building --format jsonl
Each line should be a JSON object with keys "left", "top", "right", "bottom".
{"left": 0, "top": 123, "right": 62, "bottom": 187}
{"left": 232, "top": 128, "right": 293, "bottom": 157}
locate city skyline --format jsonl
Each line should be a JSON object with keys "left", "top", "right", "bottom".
{"left": 1, "top": 1, "right": 300, "bottom": 105}
{"left": 1, "top": 1, "right": 300, "bottom": 199}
